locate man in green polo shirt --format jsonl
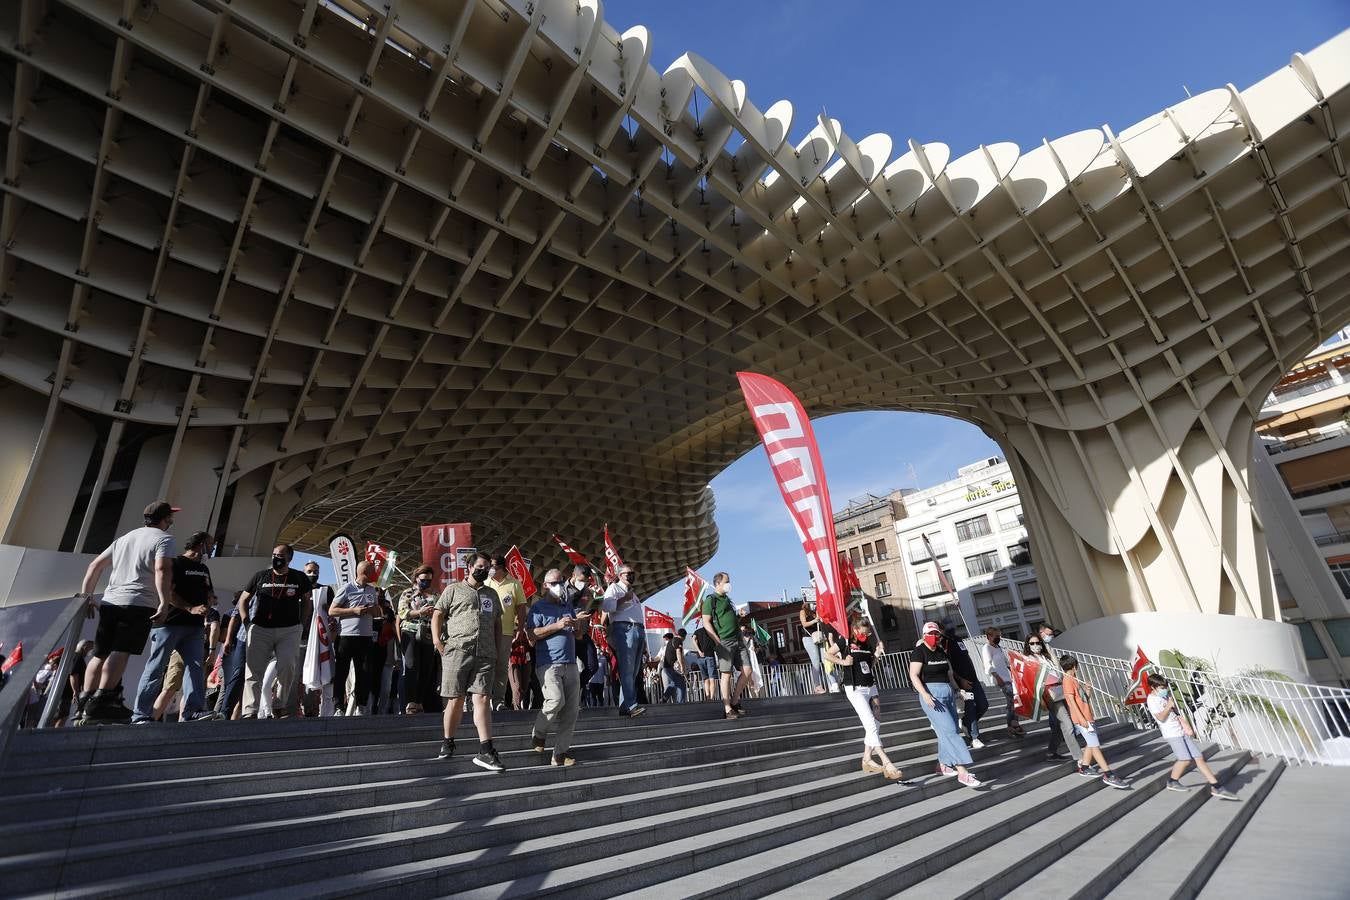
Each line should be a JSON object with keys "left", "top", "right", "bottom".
{"left": 700, "top": 572, "right": 748, "bottom": 720}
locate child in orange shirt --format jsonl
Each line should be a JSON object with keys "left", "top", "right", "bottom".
{"left": 1061, "top": 655, "right": 1129, "bottom": 789}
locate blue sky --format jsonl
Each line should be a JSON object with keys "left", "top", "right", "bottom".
{"left": 300, "top": 1, "right": 1348, "bottom": 615}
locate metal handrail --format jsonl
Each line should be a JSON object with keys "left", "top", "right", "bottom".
{"left": 0, "top": 595, "right": 87, "bottom": 767}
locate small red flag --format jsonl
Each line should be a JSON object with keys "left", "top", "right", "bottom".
{"left": 2, "top": 642, "right": 23, "bottom": 674}
{"left": 504, "top": 545, "right": 537, "bottom": 599}
{"left": 840, "top": 554, "right": 862, "bottom": 594}
{"left": 551, "top": 533, "right": 590, "bottom": 567}
{"left": 682, "top": 567, "right": 711, "bottom": 625}
{"left": 364, "top": 543, "right": 389, "bottom": 581}
{"left": 643, "top": 607, "right": 676, "bottom": 631}
{"left": 1125, "top": 646, "right": 1155, "bottom": 705}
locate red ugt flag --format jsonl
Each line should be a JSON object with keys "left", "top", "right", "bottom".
{"left": 737, "top": 372, "right": 847, "bottom": 636}
{"left": 551, "top": 533, "right": 590, "bottom": 567}
{"left": 1125, "top": 646, "right": 1155, "bottom": 705}
{"left": 840, "top": 553, "right": 862, "bottom": 594}
{"left": 603, "top": 525, "right": 625, "bottom": 579}
{"left": 1, "top": 642, "right": 23, "bottom": 674}
{"left": 504, "top": 545, "right": 537, "bottom": 599}
{"left": 420, "top": 523, "right": 473, "bottom": 593}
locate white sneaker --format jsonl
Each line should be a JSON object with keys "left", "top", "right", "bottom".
{"left": 957, "top": 771, "right": 983, "bottom": 788}
{"left": 352, "top": 707, "right": 367, "bottom": 717}
{"left": 971, "top": 739, "right": 986, "bottom": 750}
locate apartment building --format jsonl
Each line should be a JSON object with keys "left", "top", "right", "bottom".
{"left": 833, "top": 490, "right": 918, "bottom": 647}
{"left": 895, "top": 458, "right": 1045, "bottom": 641}
{"left": 1254, "top": 328, "right": 1350, "bottom": 686}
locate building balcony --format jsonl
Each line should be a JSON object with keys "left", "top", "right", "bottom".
{"left": 1294, "top": 484, "right": 1350, "bottom": 510}
{"left": 1264, "top": 423, "right": 1350, "bottom": 457}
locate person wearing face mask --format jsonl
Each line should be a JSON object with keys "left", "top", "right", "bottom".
{"left": 981, "top": 627, "right": 1023, "bottom": 738}
{"left": 525, "top": 568, "right": 590, "bottom": 765}
{"left": 826, "top": 616, "right": 903, "bottom": 780}
{"left": 327, "top": 561, "right": 382, "bottom": 715}
{"left": 237, "top": 544, "right": 312, "bottom": 718}
{"left": 601, "top": 565, "right": 646, "bottom": 719}
{"left": 700, "top": 572, "right": 749, "bottom": 720}
{"left": 74, "top": 500, "right": 180, "bottom": 723}
{"left": 431, "top": 551, "right": 504, "bottom": 771}
{"left": 1025, "top": 632, "right": 1079, "bottom": 762}
{"left": 909, "top": 621, "right": 983, "bottom": 788}
{"left": 397, "top": 565, "right": 440, "bottom": 715}
{"left": 486, "top": 554, "right": 527, "bottom": 712}
{"left": 1146, "top": 673, "right": 1238, "bottom": 799}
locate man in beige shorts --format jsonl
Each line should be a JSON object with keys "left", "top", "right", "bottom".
{"left": 432, "top": 551, "right": 504, "bottom": 772}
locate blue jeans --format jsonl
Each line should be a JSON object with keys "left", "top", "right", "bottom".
{"left": 132, "top": 625, "right": 205, "bottom": 721}
{"left": 663, "top": 666, "right": 686, "bottom": 703}
{"left": 962, "top": 681, "right": 989, "bottom": 741}
{"left": 612, "top": 622, "right": 645, "bottom": 713}
{"left": 802, "top": 638, "right": 826, "bottom": 690}
{"left": 216, "top": 626, "right": 248, "bottom": 717}
{"left": 922, "top": 682, "right": 973, "bottom": 767}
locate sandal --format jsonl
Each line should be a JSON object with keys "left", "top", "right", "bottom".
{"left": 861, "top": 760, "right": 885, "bottom": 774}
{"left": 883, "top": 764, "right": 903, "bottom": 781}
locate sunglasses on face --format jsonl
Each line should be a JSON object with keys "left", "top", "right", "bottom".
{"left": 1028, "top": 641, "right": 1043, "bottom": 646}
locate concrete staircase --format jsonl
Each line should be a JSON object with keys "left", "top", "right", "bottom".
{"left": 0, "top": 692, "right": 1324, "bottom": 898}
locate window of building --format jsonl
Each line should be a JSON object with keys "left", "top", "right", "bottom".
{"left": 973, "top": 587, "right": 1014, "bottom": 615}
{"left": 1017, "top": 580, "right": 1042, "bottom": 606}
{"left": 1008, "top": 541, "right": 1032, "bottom": 567}
{"left": 1330, "top": 562, "right": 1350, "bottom": 600}
{"left": 874, "top": 572, "right": 891, "bottom": 598}
{"left": 862, "top": 546, "right": 875, "bottom": 566}
{"left": 908, "top": 536, "right": 929, "bottom": 563}
{"left": 849, "top": 546, "right": 863, "bottom": 567}
{"left": 955, "top": 515, "right": 991, "bottom": 542}
{"left": 1297, "top": 621, "right": 1328, "bottom": 660}
{"left": 1325, "top": 618, "right": 1350, "bottom": 657}
{"left": 774, "top": 630, "right": 786, "bottom": 649}
{"left": 965, "top": 550, "right": 1002, "bottom": 578}
{"left": 997, "top": 505, "right": 1024, "bottom": 530}
{"left": 915, "top": 569, "right": 952, "bottom": 598}
{"left": 874, "top": 539, "right": 889, "bottom": 561}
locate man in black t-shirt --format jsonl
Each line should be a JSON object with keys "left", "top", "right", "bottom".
{"left": 692, "top": 626, "right": 718, "bottom": 701}
{"left": 130, "top": 531, "right": 217, "bottom": 723}
{"left": 661, "top": 630, "right": 687, "bottom": 703}
{"left": 238, "top": 543, "right": 312, "bottom": 718}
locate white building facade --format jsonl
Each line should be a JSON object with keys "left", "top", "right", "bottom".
{"left": 895, "top": 458, "right": 1045, "bottom": 641}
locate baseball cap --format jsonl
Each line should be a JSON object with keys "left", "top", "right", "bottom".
{"left": 922, "top": 621, "right": 943, "bottom": 636}
{"left": 143, "top": 500, "right": 182, "bottom": 520}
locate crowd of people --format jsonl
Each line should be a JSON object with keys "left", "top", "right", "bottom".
{"left": 26, "top": 498, "right": 1238, "bottom": 797}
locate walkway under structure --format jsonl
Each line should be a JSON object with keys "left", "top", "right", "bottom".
{"left": 1, "top": 2, "right": 1348, "bottom": 626}
{"left": 4, "top": 695, "right": 1347, "bottom": 899}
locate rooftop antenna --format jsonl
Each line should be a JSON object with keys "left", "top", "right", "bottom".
{"left": 1182, "top": 84, "right": 1193, "bottom": 98}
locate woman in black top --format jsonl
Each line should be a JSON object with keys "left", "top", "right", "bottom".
{"left": 909, "top": 621, "right": 982, "bottom": 788}
{"left": 825, "top": 616, "right": 902, "bottom": 780}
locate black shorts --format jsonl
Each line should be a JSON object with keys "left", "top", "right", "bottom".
{"left": 93, "top": 604, "right": 154, "bottom": 658}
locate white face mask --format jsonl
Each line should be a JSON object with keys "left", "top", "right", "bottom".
{"left": 548, "top": 583, "right": 563, "bottom": 598}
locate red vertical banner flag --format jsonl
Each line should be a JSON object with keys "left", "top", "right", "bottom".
{"left": 551, "top": 533, "right": 590, "bottom": 567}
{"left": 603, "top": 524, "right": 625, "bottom": 579}
{"left": 420, "top": 523, "right": 473, "bottom": 593}
{"left": 504, "top": 545, "right": 537, "bottom": 599}
{"left": 1125, "top": 646, "right": 1155, "bottom": 705}
{"left": 840, "top": 553, "right": 862, "bottom": 594}
{"left": 737, "top": 372, "right": 847, "bottom": 636}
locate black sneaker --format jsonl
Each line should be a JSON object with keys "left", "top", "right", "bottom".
{"left": 473, "top": 749, "right": 506, "bottom": 772}
{"left": 436, "top": 738, "right": 454, "bottom": 760}
{"left": 86, "top": 695, "right": 133, "bottom": 722}
{"left": 730, "top": 704, "right": 747, "bottom": 717}
{"left": 530, "top": 736, "right": 547, "bottom": 754}
{"left": 1045, "top": 751, "right": 1070, "bottom": 761}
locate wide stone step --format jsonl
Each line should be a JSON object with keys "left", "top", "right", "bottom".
{"left": 621, "top": 729, "right": 1166, "bottom": 900}
{"left": 24, "top": 725, "right": 1051, "bottom": 899}
{"left": 1102, "top": 758, "right": 1284, "bottom": 900}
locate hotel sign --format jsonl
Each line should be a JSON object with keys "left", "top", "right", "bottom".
{"left": 966, "top": 478, "right": 1016, "bottom": 503}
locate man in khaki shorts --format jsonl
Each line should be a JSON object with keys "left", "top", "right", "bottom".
{"left": 432, "top": 550, "right": 504, "bottom": 772}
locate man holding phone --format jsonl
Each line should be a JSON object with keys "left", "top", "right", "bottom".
{"left": 526, "top": 568, "right": 590, "bottom": 766}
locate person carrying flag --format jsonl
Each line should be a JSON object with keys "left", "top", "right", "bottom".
{"left": 601, "top": 565, "right": 645, "bottom": 719}
{"left": 826, "top": 615, "right": 903, "bottom": 780}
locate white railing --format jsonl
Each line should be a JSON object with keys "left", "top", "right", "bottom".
{"left": 661, "top": 639, "right": 1350, "bottom": 767}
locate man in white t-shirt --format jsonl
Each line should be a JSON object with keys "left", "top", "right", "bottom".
{"left": 602, "top": 566, "right": 646, "bottom": 718}
{"left": 75, "top": 500, "right": 179, "bottom": 722}
{"left": 1145, "top": 673, "right": 1238, "bottom": 800}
